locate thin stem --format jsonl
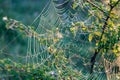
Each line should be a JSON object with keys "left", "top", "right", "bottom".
{"left": 86, "top": 0, "right": 107, "bottom": 14}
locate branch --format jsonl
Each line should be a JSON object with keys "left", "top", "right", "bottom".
{"left": 86, "top": 0, "right": 107, "bottom": 14}
{"left": 90, "top": 0, "right": 120, "bottom": 74}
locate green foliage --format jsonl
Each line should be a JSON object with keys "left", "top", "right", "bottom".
{"left": 0, "top": 59, "right": 54, "bottom": 80}
{"left": 87, "top": 0, "right": 120, "bottom": 57}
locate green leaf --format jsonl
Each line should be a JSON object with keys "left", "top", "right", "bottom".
{"left": 88, "top": 34, "right": 93, "bottom": 42}
{"left": 94, "top": 31, "right": 101, "bottom": 36}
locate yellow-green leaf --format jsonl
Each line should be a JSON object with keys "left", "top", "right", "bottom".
{"left": 74, "top": 22, "right": 81, "bottom": 26}
{"left": 112, "top": 49, "right": 118, "bottom": 53}
{"left": 94, "top": 31, "right": 101, "bottom": 36}
{"left": 88, "top": 34, "right": 93, "bottom": 42}
{"left": 117, "top": 45, "right": 120, "bottom": 52}
{"left": 82, "top": 27, "right": 87, "bottom": 31}
{"left": 70, "top": 27, "right": 75, "bottom": 32}
{"left": 72, "top": 3, "right": 78, "bottom": 9}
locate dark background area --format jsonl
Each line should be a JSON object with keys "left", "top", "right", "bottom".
{"left": 0, "top": 0, "right": 47, "bottom": 60}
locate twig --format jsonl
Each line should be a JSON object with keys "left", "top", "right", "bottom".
{"left": 86, "top": 0, "right": 107, "bottom": 14}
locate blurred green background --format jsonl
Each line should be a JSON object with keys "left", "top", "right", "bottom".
{"left": 0, "top": 0, "right": 47, "bottom": 60}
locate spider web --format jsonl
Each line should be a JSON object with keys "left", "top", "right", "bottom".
{"left": 26, "top": 0, "right": 90, "bottom": 63}
{"left": 25, "top": 0, "right": 120, "bottom": 79}
{"left": 0, "top": 0, "right": 119, "bottom": 79}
